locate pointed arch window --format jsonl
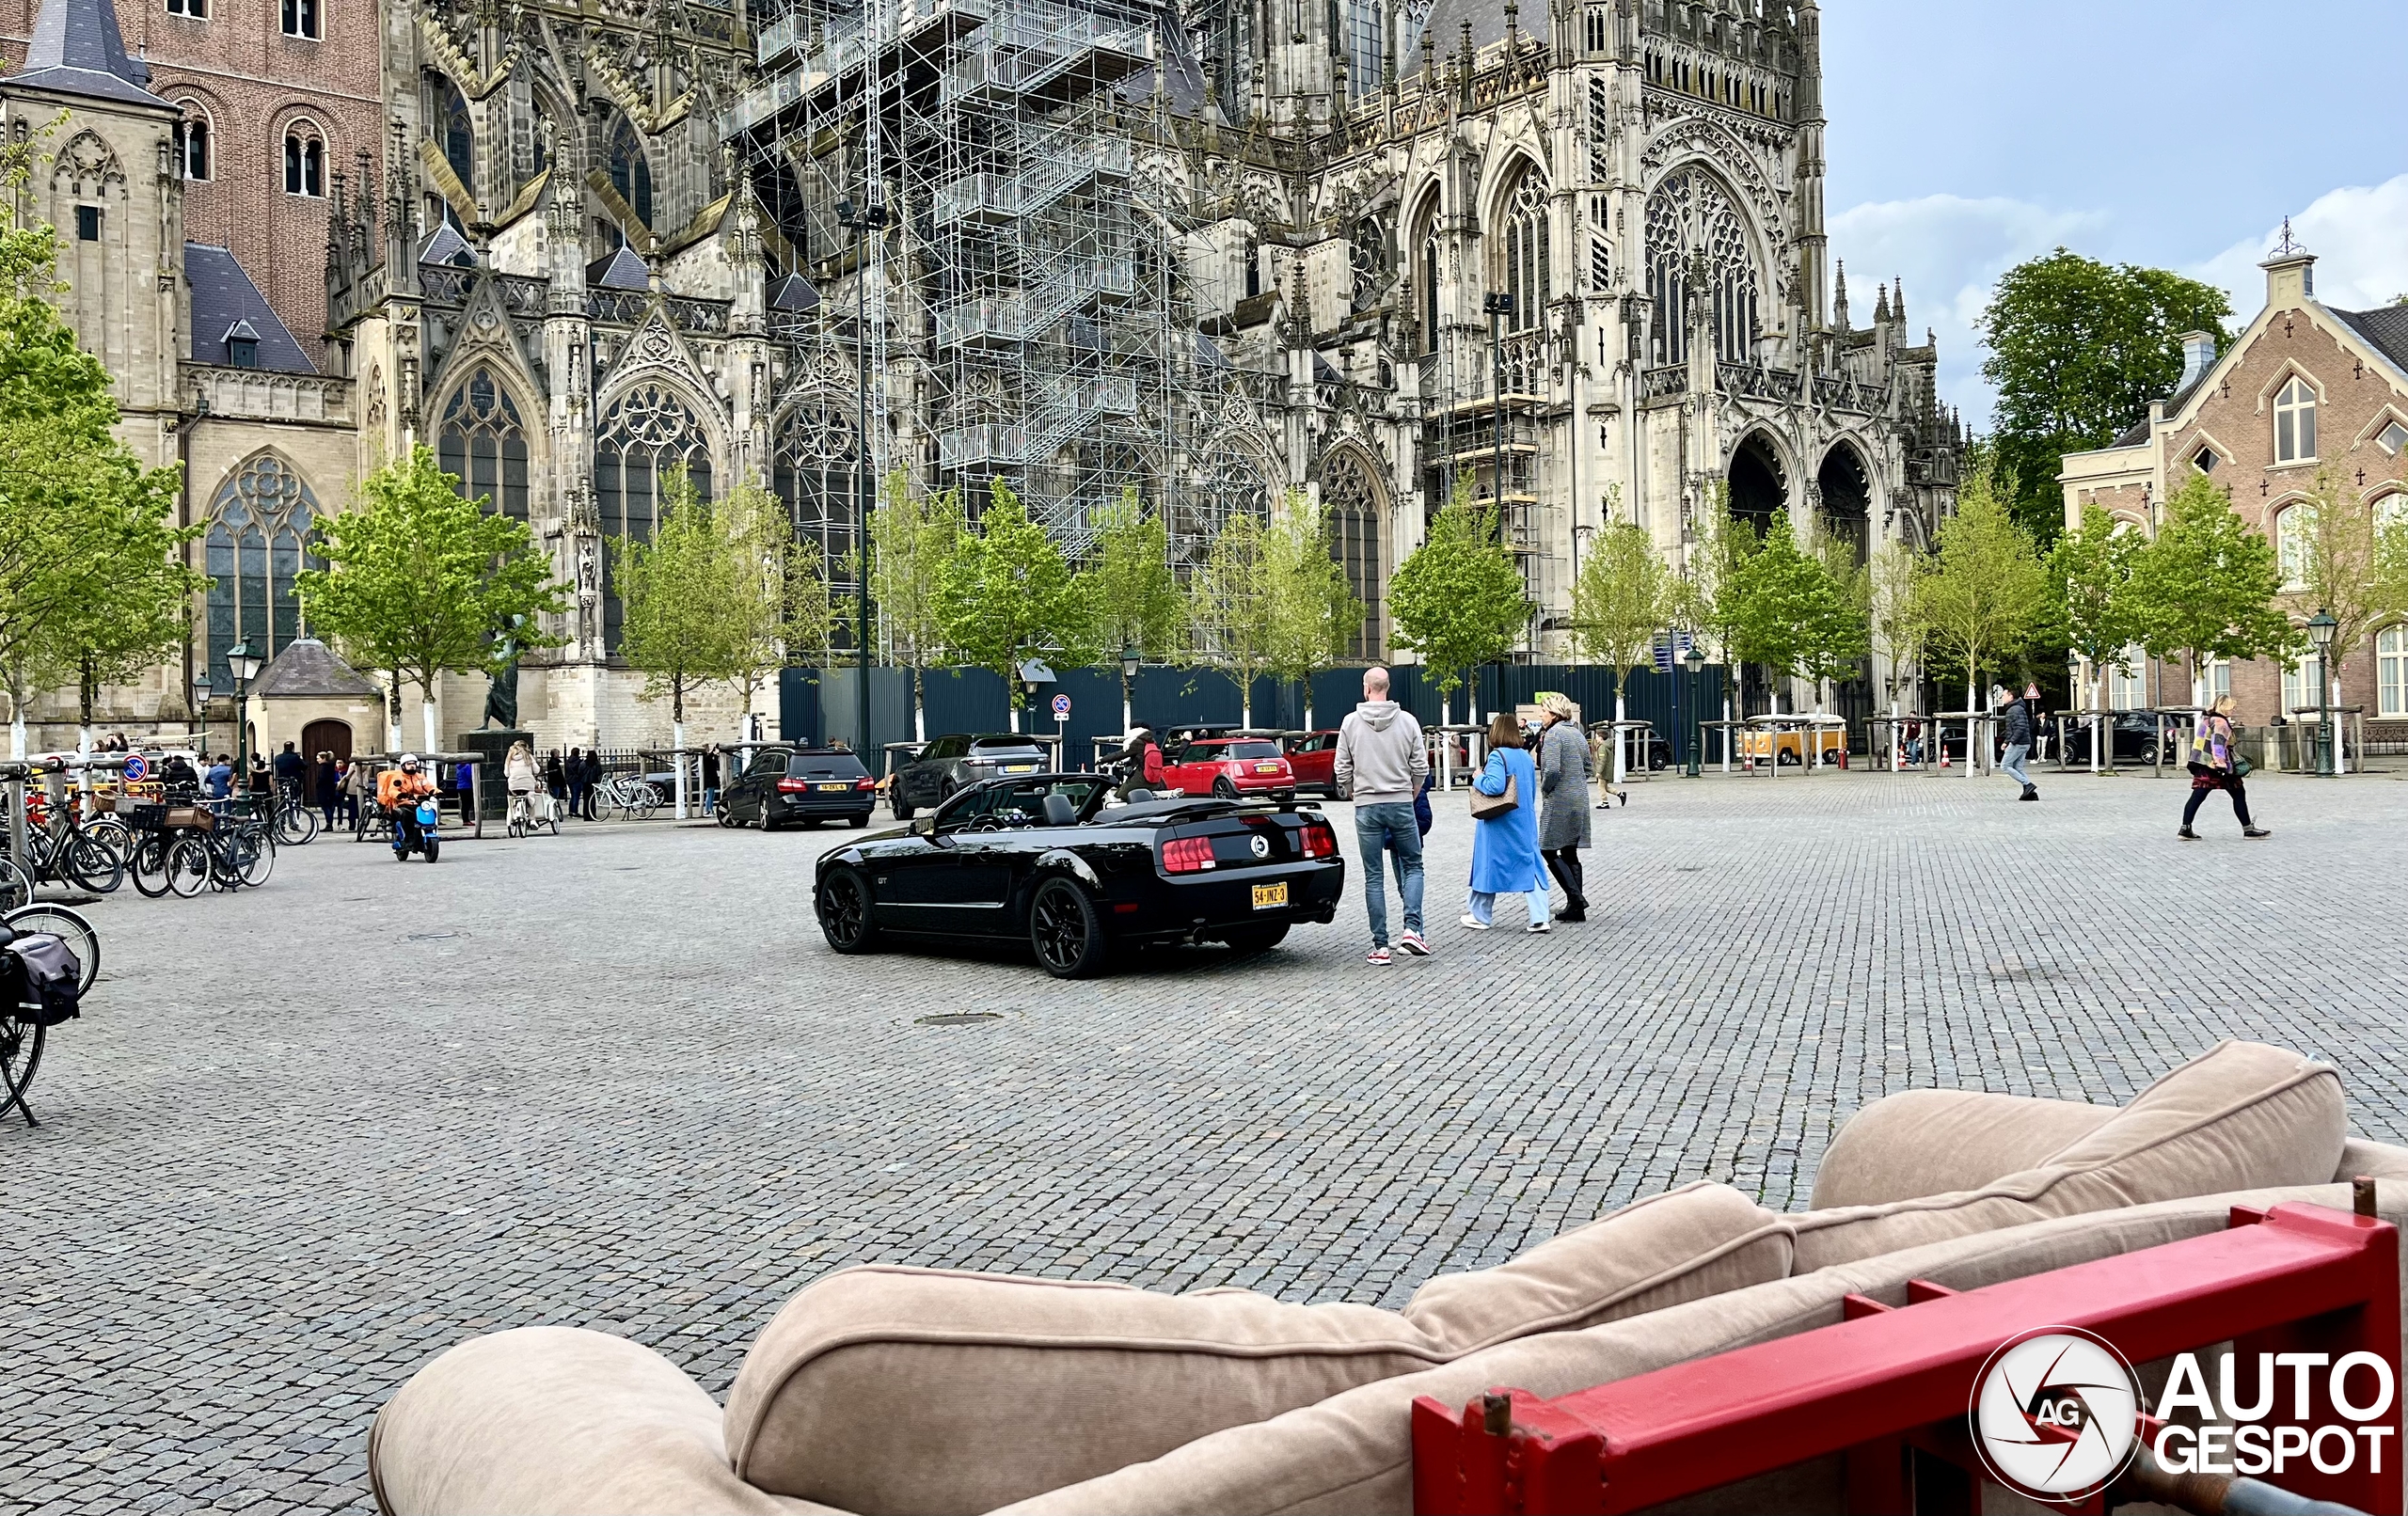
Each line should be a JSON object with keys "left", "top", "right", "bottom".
{"left": 596, "top": 384, "right": 713, "bottom": 651}
{"left": 427, "top": 72, "right": 472, "bottom": 195}
{"left": 1644, "top": 167, "right": 1759, "bottom": 367}
{"left": 605, "top": 114, "right": 654, "bottom": 229}
{"left": 1322, "top": 453, "right": 1384, "bottom": 659}
{"left": 437, "top": 370, "right": 531, "bottom": 523}
{"left": 1418, "top": 222, "right": 1440, "bottom": 355}
{"left": 1499, "top": 170, "right": 1548, "bottom": 332}
{"left": 772, "top": 400, "right": 860, "bottom": 651}
{"left": 205, "top": 456, "right": 322, "bottom": 694}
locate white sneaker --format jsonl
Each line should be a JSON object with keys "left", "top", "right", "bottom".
{"left": 1526, "top": 920, "right": 1551, "bottom": 934}
{"left": 1459, "top": 913, "right": 1490, "bottom": 931}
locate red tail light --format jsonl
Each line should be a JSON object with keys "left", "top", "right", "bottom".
{"left": 777, "top": 777, "right": 810, "bottom": 792}
{"left": 855, "top": 777, "right": 877, "bottom": 790}
{"left": 1300, "top": 822, "right": 1337, "bottom": 859}
{"left": 1162, "top": 836, "right": 1215, "bottom": 873}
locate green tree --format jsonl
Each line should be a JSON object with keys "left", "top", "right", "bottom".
{"left": 2047, "top": 503, "right": 2144, "bottom": 762}
{"left": 720, "top": 475, "right": 832, "bottom": 741}
{"left": 616, "top": 472, "right": 735, "bottom": 814}
{"left": 1260, "top": 490, "right": 1362, "bottom": 727}
{"left": 2285, "top": 468, "right": 2396, "bottom": 707}
{"left": 1570, "top": 508, "right": 1667, "bottom": 781}
{"left": 1084, "top": 488, "right": 1184, "bottom": 730}
{"left": 1186, "top": 509, "right": 1277, "bottom": 727}
{"left": 295, "top": 444, "right": 568, "bottom": 752}
{"left": 1386, "top": 478, "right": 1531, "bottom": 724}
{"left": 866, "top": 470, "right": 961, "bottom": 739}
{"left": 1917, "top": 459, "right": 2051, "bottom": 716}
{"left": 1722, "top": 516, "right": 1817, "bottom": 696}
{"left": 1867, "top": 537, "right": 1931, "bottom": 715}
{"left": 1797, "top": 528, "right": 1872, "bottom": 702}
{"left": 935, "top": 482, "right": 1096, "bottom": 727}
{"left": 1977, "top": 249, "right": 2232, "bottom": 540}
{"left": 2125, "top": 471, "right": 2291, "bottom": 707}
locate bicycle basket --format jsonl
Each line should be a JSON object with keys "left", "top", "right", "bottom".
{"left": 125, "top": 802, "right": 169, "bottom": 831}
{"left": 163, "top": 805, "right": 217, "bottom": 831}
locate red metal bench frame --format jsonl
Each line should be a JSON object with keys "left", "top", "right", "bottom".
{"left": 1413, "top": 1199, "right": 2401, "bottom": 1514}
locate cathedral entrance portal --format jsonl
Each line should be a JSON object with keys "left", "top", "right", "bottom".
{"left": 1726, "top": 433, "right": 1785, "bottom": 538}
{"left": 1818, "top": 442, "right": 1876, "bottom": 749}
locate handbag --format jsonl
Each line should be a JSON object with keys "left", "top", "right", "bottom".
{"left": 1468, "top": 770, "right": 1518, "bottom": 819}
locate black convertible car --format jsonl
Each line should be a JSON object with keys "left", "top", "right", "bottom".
{"left": 811, "top": 774, "right": 1346, "bottom": 978}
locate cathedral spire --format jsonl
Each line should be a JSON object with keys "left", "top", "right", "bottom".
{"left": 1832, "top": 261, "right": 1849, "bottom": 332}
{"left": 1892, "top": 278, "right": 1905, "bottom": 329}
{"left": 1872, "top": 281, "right": 1889, "bottom": 324}
{"left": 15, "top": 0, "right": 164, "bottom": 104}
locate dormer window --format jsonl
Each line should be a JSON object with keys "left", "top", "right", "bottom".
{"left": 2192, "top": 446, "right": 2217, "bottom": 476}
{"left": 2273, "top": 375, "right": 2317, "bottom": 464}
{"left": 224, "top": 321, "right": 261, "bottom": 369}
{"left": 2380, "top": 419, "right": 2408, "bottom": 456}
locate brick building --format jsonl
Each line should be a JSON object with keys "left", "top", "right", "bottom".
{"left": 2059, "top": 245, "right": 2408, "bottom": 733}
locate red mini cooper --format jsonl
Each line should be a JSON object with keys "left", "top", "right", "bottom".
{"left": 1161, "top": 736, "right": 1297, "bottom": 804}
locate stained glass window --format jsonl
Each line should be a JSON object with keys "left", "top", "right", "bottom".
{"left": 1500, "top": 170, "right": 1548, "bottom": 332}
{"left": 437, "top": 370, "right": 530, "bottom": 521}
{"left": 205, "top": 455, "right": 321, "bottom": 693}
{"left": 596, "top": 384, "right": 712, "bottom": 650}
{"left": 1323, "top": 453, "right": 1383, "bottom": 659}
{"left": 773, "top": 401, "right": 860, "bottom": 651}
{"left": 1644, "top": 167, "right": 1758, "bottom": 367}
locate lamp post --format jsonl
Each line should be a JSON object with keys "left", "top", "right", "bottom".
{"left": 1683, "top": 641, "right": 1705, "bottom": 778}
{"left": 1119, "top": 641, "right": 1140, "bottom": 736}
{"left": 226, "top": 640, "right": 263, "bottom": 783}
{"left": 192, "top": 670, "right": 213, "bottom": 765}
{"left": 2307, "top": 608, "right": 2338, "bottom": 777}
{"left": 837, "top": 193, "right": 888, "bottom": 767}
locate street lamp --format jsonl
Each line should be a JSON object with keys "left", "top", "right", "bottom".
{"left": 191, "top": 669, "right": 213, "bottom": 762}
{"left": 2307, "top": 608, "right": 2338, "bottom": 777}
{"left": 836, "top": 193, "right": 889, "bottom": 767}
{"left": 1118, "top": 640, "right": 1141, "bottom": 737}
{"left": 225, "top": 641, "right": 263, "bottom": 781}
{"left": 1683, "top": 641, "right": 1706, "bottom": 778}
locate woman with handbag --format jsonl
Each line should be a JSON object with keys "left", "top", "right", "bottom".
{"left": 2180, "top": 694, "right": 2269, "bottom": 841}
{"left": 1462, "top": 712, "right": 1552, "bottom": 933}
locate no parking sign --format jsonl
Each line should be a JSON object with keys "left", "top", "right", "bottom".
{"left": 121, "top": 753, "right": 148, "bottom": 782}
{"left": 1051, "top": 693, "right": 1071, "bottom": 719}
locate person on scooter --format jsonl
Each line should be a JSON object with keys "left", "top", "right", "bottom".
{"left": 379, "top": 754, "right": 437, "bottom": 854}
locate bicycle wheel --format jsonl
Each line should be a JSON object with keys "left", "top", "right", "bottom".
{"left": 165, "top": 836, "right": 211, "bottom": 898}
{"left": 636, "top": 782, "right": 663, "bottom": 819}
{"left": 6, "top": 903, "right": 97, "bottom": 994}
{"left": 86, "top": 814, "right": 133, "bottom": 855}
{"left": 239, "top": 829, "right": 276, "bottom": 888}
{"left": 275, "top": 806, "right": 318, "bottom": 846}
{"left": 64, "top": 831, "right": 123, "bottom": 894}
{"left": 129, "top": 832, "right": 172, "bottom": 897}
{"left": 0, "top": 855, "right": 30, "bottom": 911}
{"left": 0, "top": 1017, "right": 41, "bottom": 1125}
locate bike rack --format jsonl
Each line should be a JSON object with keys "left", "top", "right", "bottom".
{"left": 1412, "top": 1193, "right": 2402, "bottom": 1515}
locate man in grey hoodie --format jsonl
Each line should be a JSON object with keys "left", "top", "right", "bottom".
{"left": 1335, "top": 667, "right": 1432, "bottom": 964}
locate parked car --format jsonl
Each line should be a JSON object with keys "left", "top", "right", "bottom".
{"left": 813, "top": 774, "right": 1344, "bottom": 977}
{"left": 1161, "top": 735, "right": 1297, "bottom": 804}
{"left": 719, "top": 746, "right": 876, "bottom": 829}
{"left": 1284, "top": 730, "right": 1341, "bottom": 796}
{"left": 890, "top": 733, "right": 1050, "bottom": 819}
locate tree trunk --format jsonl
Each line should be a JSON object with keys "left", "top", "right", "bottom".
{"left": 421, "top": 698, "right": 438, "bottom": 755}
{"left": 673, "top": 716, "right": 689, "bottom": 820}
{"left": 1119, "top": 670, "right": 1132, "bottom": 736}
{"left": 2092, "top": 665, "right": 2104, "bottom": 774}
{"left": 1611, "top": 682, "right": 1627, "bottom": 785}
{"left": 78, "top": 658, "right": 95, "bottom": 794}
{"left": 912, "top": 666, "right": 926, "bottom": 742}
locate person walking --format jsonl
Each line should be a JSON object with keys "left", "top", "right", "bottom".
{"left": 340, "top": 757, "right": 370, "bottom": 829}
{"left": 544, "top": 748, "right": 567, "bottom": 809}
{"left": 200, "top": 752, "right": 231, "bottom": 800}
{"left": 1535, "top": 694, "right": 1593, "bottom": 922}
{"left": 1334, "top": 666, "right": 1431, "bottom": 965}
{"left": 311, "top": 750, "right": 341, "bottom": 830}
{"left": 2180, "top": 694, "right": 2269, "bottom": 841}
{"left": 1463, "top": 712, "right": 1550, "bottom": 933}
{"left": 701, "top": 750, "right": 721, "bottom": 817}
{"left": 1995, "top": 684, "right": 2037, "bottom": 801}
{"left": 565, "top": 747, "right": 587, "bottom": 819}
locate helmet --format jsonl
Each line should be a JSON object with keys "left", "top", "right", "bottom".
{"left": 400, "top": 752, "right": 421, "bottom": 772}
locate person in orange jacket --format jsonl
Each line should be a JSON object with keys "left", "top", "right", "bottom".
{"left": 377, "top": 754, "right": 438, "bottom": 851}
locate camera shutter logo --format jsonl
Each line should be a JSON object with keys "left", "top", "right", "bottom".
{"left": 1970, "top": 1327, "right": 2142, "bottom": 1503}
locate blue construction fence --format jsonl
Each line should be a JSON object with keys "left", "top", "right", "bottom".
{"left": 780, "top": 662, "right": 1731, "bottom": 777}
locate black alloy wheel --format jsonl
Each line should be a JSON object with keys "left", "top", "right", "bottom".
{"left": 718, "top": 800, "right": 739, "bottom": 828}
{"left": 893, "top": 794, "right": 913, "bottom": 820}
{"left": 818, "top": 867, "right": 879, "bottom": 954}
{"left": 1212, "top": 777, "right": 1239, "bottom": 799}
{"left": 1220, "top": 923, "right": 1290, "bottom": 955}
{"left": 848, "top": 813, "right": 869, "bottom": 829}
{"left": 1029, "top": 877, "right": 1109, "bottom": 979}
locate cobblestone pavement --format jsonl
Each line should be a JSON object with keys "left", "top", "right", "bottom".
{"left": 5, "top": 768, "right": 2404, "bottom": 1511}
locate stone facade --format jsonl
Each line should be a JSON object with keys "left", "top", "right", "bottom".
{"left": 2060, "top": 249, "right": 2408, "bottom": 731}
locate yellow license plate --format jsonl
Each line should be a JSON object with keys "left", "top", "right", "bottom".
{"left": 1005, "top": 764, "right": 1037, "bottom": 773}
{"left": 816, "top": 783, "right": 848, "bottom": 792}
{"left": 1254, "top": 763, "right": 1282, "bottom": 773}
{"left": 1251, "top": 882, "right": 1288, "bottom": 909}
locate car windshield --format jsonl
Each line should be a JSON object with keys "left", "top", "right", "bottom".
{"left": 1217, "top": 741, "right": 1282, "bottom": 760}
{"left": 788, "top": 754, "right": 867, "bottom": 779}
{"left": 971, "top": 736, "right": 1042, "bottom": 753}
{"left": 937, "top": 777, "right": 1108, "bottom": 830}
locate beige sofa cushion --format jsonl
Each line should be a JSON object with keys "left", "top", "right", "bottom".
{"left": 723, "top": 1184, "right": 1787, "bottom": 1516}
{"left": 996, "top": 1180, "right": 2395, "bottom": 1516}
{"left": 1808, "top": 1089, "right": 2115, "bottom": 1208}
{"left": 2337, "top": 1136, "right": 2408, "bottom": 1182}
{"left": 1790, "top": 1040, "right": 2345, "bottom": 1271}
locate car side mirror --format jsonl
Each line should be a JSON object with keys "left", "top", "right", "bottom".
{"left": 910, "top": 814, "right": 935, "bottom": 837}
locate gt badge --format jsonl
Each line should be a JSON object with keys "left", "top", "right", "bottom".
{"left": 1248, "top": 835, "right": 1270, "bottom": 859}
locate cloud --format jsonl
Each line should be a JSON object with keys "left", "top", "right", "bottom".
{"left": 1827, "top": 195, "right": 2106, "bottom": 427}
{"left": 2189, "top": 174, "right": 2408, "bottom": 317}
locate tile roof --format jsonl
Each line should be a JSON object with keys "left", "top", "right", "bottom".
{"left": 2334, "top": 305, "right": 2408, "bottom": 378}
{"left": 254, "top": 638, "right": 381, "bottom": 700}
{"left": 183, "top": 244, "right": 315, "bottom": 373}
{"left": 587, "top": 244, "right": 651, "bottom": 291}
{"left": 11, "top": 0, "right": 166, "bottom": 107}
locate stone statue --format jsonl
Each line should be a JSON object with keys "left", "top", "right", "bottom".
{"left": 483, "top": 615, "right": 524, "bottom": 730}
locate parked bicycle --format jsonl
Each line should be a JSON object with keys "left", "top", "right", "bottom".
{"left": 598, "top": 772, "right": 662, "bottom": 819}
{"left": 0, "top": 900, "right": 95, "bottom": 1128}
{"left": 125, "top": 797, "right": 274, "bottom": 896}
{"left": 0, "top": 796, "right": 126, "bottom": 894}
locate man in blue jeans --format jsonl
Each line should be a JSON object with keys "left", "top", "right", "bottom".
{"left": 1334, "top": 667, "right": 1432, "bottom": 965}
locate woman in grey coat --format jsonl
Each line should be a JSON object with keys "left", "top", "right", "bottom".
{"left": 1536, "top": 693, "right": 1593, "bottom": 922}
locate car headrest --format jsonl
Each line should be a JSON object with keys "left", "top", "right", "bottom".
{"left": 1041, "top": 793, "right": 1077, "bottom": 827}
{"left": 1122, "top": 787, "right": 1154, "bottom": 802}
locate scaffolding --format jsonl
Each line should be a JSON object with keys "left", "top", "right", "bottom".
{"left": 724, "top": 0, "right": 1231, "bottom": 565}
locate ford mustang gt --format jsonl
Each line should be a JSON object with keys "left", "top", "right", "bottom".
{"left": 811, "top": 774, "right": 1345, "bottom": 978}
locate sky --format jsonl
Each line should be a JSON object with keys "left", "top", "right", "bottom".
{"left": 1817, "top": 0, "right": 2408, "bottom": 426}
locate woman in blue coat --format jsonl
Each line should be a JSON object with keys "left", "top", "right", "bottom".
{"left": 1463, "top": 712, "right": 1552, "bottom": 932}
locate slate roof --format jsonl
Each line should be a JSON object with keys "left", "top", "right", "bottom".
{"left": 184, "top": 244, "right": 315, "bottom": 372}
{"left": 1402, "top": 0, "right": 1547, "bottom": 73}
{"left": 11, "top": 0, "right": 166, "bottom": 107}
{"left": 2335, "top": 305, "right": 2408, "bottom": 379}
{"left": 254, "top": 638, "right": 381, "bottom": 700}
{"left": 587, "top": 244, "right": 651, "bottom": 291}
{"left": 419, "top": 223, "right": 475, "bottom": 268}
{"left": 1117, "top": 5, "right": 1208, "bottom": 117}
{"left": 768, "top": 271, "right": 819, "bottom": 312}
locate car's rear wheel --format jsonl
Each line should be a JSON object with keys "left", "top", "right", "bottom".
{"left": 1275, "top": 789, "right": 1297, "bottom": 808}
{"left": 1220, "top": 924, "right": 1290, "bottom": 955}
{"left": 1029, "top": 877, "right": 1109, "bottom": 979}
{"left": 819, "top": 866, "right": 880, "bottom": 954}
{"left": 893, "top": 795, "right": 913, "bottom": 820}
{"left": 848, "top": 813, "right": 870, "bottom": 829}
{"left": 760, "top": 808, "right": 779, "bottom": 832}
{"left": 1212, "top": 777, "right": 1238, "bottom": 799}
{"left": 718, "top": 803, "right": 738, "bottom": 828}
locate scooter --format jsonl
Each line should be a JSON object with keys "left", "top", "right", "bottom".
{"left": 392, "top": 795, "right": 442, "bottom": 863}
